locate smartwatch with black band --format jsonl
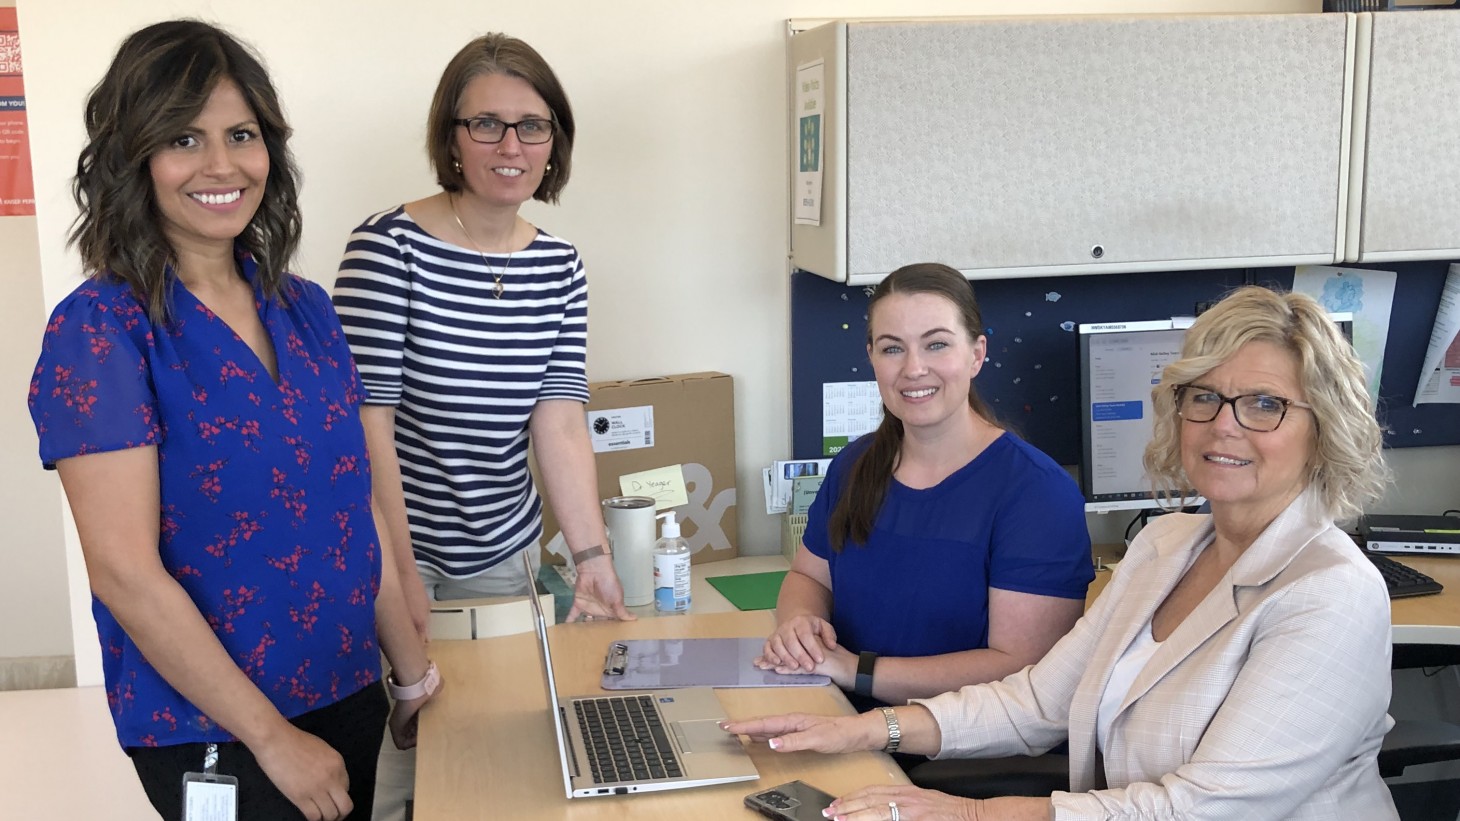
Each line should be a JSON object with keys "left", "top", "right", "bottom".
{"left": 854, "top": 650, "right": 878, "bottom": 697}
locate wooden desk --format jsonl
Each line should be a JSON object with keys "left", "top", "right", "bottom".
{"left": 1086, "top": 548, "right": 1460, "bottom": 645}
{"left": 415, "top": 609, "right": 907, "bottom": 820}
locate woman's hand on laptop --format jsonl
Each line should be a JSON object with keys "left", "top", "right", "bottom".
{"left": 719, "top": 710, "right": 884, "bottom": 755}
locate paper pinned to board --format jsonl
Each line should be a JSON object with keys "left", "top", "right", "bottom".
{"left": 1291, "top": 265, "right": 1396, "bottom": 407}
{"left": 619, "top": 464, "right": 688, "bottom": 510}
{"left": 822, "top": 381, "right": 881, "bottom": 456}
{"left": 794, "top": 59, "right": 825, "bottom": 226}
{"left": 1413, "top": 264, "right": 1460, "bottom": 406}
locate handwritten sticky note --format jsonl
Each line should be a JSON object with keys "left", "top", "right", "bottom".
{"left": 620, "top": 465, "right": 688, "bottom": 510}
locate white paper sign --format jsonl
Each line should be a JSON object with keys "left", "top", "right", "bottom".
{"left": 1414, "top": 263, "right": 1460, "bottom": 406}
{"left": 1292, "top": 265, "right": 1396, "bottom": 407}
{"left": 586, "top": 405, "right": 654, "bottom": 453}
{"left": 794, "top": 59, "right": 825, "bottom": 226}
{"left": 822, "top": 381, "right": 882, "bottom": 454}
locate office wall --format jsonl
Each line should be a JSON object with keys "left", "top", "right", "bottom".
{"left": 0, "top": 214, "right": 70, "bottom": 670}
{"left": 0, "top": 0, "right": 70, "bottom": 688}
{"left": 15, "top": 0, "right": 1329, "bottom": 685}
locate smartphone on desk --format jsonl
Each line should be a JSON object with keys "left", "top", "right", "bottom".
{"left": 745, "top": 780, "right": 837, "bottom": 820}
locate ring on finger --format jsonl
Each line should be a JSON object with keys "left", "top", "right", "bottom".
{"left": 889, "top": 800, "right": 901, "bottom": 821}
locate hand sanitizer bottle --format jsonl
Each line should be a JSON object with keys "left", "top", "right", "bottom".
{"left": 653, "top": 511, "right": 691, "bottom": 613}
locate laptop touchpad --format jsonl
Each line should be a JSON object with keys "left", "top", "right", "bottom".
{"left": 674, "top": 719, "right": 741, "bottom": 754}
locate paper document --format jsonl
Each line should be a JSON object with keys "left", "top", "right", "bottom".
{"left": 794, "top": 59, "right": 825, "bottom": 226}
{"left": 1413, "top": 263, "right": 1460, "bottom": 406}
{"left": 1292, "top": 265, "right": 1395, "bottom": 407}
{"left": 822, "top": 381, "right": 881, "bottom": 456}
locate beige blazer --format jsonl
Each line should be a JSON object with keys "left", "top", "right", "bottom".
{"left": 915, "top": 487, "right": 1398, "bottom": 820}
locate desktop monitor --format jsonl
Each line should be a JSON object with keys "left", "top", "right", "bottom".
{"left": 1078, "top": 319, "right": 1197, "bottom": 513}
{"left": 1077, "top": 312, "right": 1353, "bottom": 514}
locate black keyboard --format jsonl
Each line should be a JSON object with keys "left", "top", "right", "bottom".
{"left": 1365, "top": 551, "right": 1444, "bottom": 599}
{"left": 573, "top": 694, "right": 682, "bottom": 784}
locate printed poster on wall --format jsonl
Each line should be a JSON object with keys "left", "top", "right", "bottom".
{"left": 0, "top": 7, "right": 34, "bottom": 217}
{"left": 1291, "top": 265, "right": 1395, "bottom": 408}
{"left": 1413, "top": 263, "right": 1460, "bottom": 406}
{"left": 794, "top": 59, "right": 824, "bottom": 226}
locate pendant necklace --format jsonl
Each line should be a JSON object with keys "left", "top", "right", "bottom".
{"left": 449, "top": 194, "right": 514, "bottom": 299}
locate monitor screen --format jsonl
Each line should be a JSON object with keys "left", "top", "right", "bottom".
{"left": 1078, "top": 320, "right": 1197, "bottom": 512}
{"left": 1077, "top": 312, "right": 1353, "bottom": 513}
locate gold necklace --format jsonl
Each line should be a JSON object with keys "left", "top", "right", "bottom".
{"left": 449, "top": 195, "right": 515, "bottom": 299}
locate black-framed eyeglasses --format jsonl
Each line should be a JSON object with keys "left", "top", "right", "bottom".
{"left": 1174, "top": 384, "right": 1312, "bottom": 432}
{"left": 453, "top": 116, "right": 555, "bottom": 145}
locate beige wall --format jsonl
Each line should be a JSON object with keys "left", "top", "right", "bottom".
{"left": 16, "top": 0, "right": 1458, "bottom": 686}
{"left": 0, "top": 214, "right": 69, "bottom": 661}
{"left": 0, "top": 0, "right": 70, "bottom": 670}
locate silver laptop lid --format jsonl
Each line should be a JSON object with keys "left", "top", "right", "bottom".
{"left": 522, "top": 551, "right": 577, "bottom": 798}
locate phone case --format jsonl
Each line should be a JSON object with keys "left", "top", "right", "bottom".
{"left": 744, "top": 780, "right": 837, "bottom": 821}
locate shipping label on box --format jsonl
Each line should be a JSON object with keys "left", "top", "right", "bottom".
{"left": 538, "top": 372, "right": 738, "bottom": 565}
{"left": 587, "top": 405, "right": 654, "bottom": 452}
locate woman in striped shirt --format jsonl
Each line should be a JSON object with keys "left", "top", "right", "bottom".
{"left": 332, "top": 33, "right": 630, "bottom": 630}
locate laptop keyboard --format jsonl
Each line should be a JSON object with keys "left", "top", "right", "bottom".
{"left": 1366, "top": 551, "right": 1444, "bottom": 599}
{"left": 573, "top": 695, "right": 684, "bottom": 784}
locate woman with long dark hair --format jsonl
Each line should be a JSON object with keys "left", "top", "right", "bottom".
{"left": 757, "top": 263, "right": 1093, "bottom": 711}
{"left": 30, "top": 21, "right": 435, "bottom": 820}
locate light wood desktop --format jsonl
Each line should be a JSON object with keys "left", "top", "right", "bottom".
{"left": 414, "top": 608, "right": 908, "bottom": 820}
{"left": 414, "top": 550, "right": 1460, "bottom": 819}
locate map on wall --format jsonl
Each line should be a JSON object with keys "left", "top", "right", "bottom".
{"left": 1292, "top": 265, "right": 1396, "bottom": 408}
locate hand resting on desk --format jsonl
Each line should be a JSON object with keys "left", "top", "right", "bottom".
{"left": 722, "top": 709, "right": 1048, "bottom": 821}
{"left": 755, "top": 613, "right": 855, "bottom": 683}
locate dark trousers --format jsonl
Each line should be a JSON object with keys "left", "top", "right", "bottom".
{"left": 128, "top": 682, "right": 389, "bottom": 821}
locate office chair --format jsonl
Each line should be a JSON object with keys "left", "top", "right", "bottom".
{"left": 1378, "top": 643, "right": 1460, "bottom": 780}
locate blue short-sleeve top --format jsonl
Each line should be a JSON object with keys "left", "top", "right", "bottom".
{"left": 29, "top": 254, "right": 382, "bottom": 748}
{"left": 804, "top": 432, "right": 1093, "bottom": 661}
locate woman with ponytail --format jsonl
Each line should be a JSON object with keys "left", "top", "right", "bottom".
{"left": 756, "top": 263, "right": 1092, "bottom": 712}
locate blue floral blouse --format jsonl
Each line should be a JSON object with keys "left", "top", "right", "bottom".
{"left": 29, "top": 253, "right": 382, "bottom": 748}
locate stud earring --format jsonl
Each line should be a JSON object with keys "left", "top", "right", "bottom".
{"left": 452, "top": 159, "right": 462, "bottom": 173}
{"left": 546, "top": 162, "right": 554, "bottom": 172}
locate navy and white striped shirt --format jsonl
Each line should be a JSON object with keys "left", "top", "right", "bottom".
{"left": 332, "top": 206, "right": 589, "bottom": 577}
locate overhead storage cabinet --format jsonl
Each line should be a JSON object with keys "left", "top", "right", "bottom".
{"left": 1351, "top": 12, "right": 1460, "bottom": 262}
{"left": 790, "top": 15, "right": 1356, "bottom": 284}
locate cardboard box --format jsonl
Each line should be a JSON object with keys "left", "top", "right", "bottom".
{"left": 537, "top": 372, "right": 738, "bottom": 564}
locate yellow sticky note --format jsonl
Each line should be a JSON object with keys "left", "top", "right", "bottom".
{"left": 619, "top": 465, "right": 688, "bottom": 511}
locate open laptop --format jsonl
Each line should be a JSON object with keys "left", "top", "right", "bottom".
{"left": 521, "top": 552, "right": 760, "bottom": 798}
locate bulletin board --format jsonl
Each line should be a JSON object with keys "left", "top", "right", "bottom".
{"left": 790, "top": 261, "right": 1460, "bottom": 467}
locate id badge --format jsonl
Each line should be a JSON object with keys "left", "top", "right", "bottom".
{"left": 183, "top": 743, "right": 237, "bottom": 821}
{"left": 182, "top": 772, "right": 238, "bottom": 820}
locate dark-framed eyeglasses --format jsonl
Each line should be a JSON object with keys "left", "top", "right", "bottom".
{"left": 453, "top": 116, "right": 555, "bottom": 145}
{"left": 1174, "top": 384, "right": 1312, "bottom": 433}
